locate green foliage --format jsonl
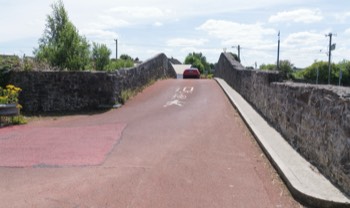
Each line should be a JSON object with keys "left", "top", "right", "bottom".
{"left": 279, "top": 60, "right": 294, "bottom": 79}
{"left": 184, "top": 52, "right": 210, "bottom": 74}
{"left": 23, "top": 57, "right": 34, "bottom": 71}
{"left": 337, "top": 60, "right": 350, "bottom": 86}
{"left": 260, "top": 63, "right": 276, "bottom": 71}
{"left": 120, "top": 89, "right": 134, "bottom": 104}
{"left": 107, "top": 58, "right": 134, "bottom": 71}
{"left": 0, "top": 55, "right": 21, "bottom": 71}
{"left": 34, "top": 0, "right": 90, "bottom": 70}
{"left": 260, "top": 60, "right": 293, "bottom": 79}
{"left": 292, "top": 69, "right": 304, "bottom": 79}
{"left": 300, "top": 60, "right": 350, "bottom": 85}
{"left": 0, "top": 115, "right": 27, "bottom": 126}
{"left": 302, "top": 61, "right": 328, "bottom": 83}
{"left": 11, "top": 115, "right": 27, "bottom": 125}
{"left": 120, "top": 54, "right": 133, "bottom": 61}
{"left": 92, "top": 43, "right": 111, "bottom": 71}
{"left": 120, "top": 78, "right": 156, "bottom": 104}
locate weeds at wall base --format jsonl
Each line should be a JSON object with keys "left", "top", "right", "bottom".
{"left": 120, "top": 78, "right": 157, "bottom": 104}
{"left": 0, "top": 115, "right": 27, "bottom": 127}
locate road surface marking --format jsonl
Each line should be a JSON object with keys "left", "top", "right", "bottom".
{"left": 183, "top": 87, "right": 194, "bottom": 93}
{"left": 163, "top": 100, "right": 184, "bottom": 107}
{"left": 164, "top": 86, "right": 194, "bottom": 108}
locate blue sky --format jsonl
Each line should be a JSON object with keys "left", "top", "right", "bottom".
{"left": 1, "top": 0, "right": 350, "bottom": 68}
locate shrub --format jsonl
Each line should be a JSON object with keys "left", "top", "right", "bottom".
{"left": 92, "top": 43, "right": 111, "bottom": 71}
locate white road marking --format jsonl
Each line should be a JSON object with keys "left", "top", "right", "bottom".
{"left": 183, "top": 87, "right": 194, "bottom": 93}
{"left": 164, "top": 86, "right": 195, "bottom": 108}
{"left": 172, "top": 93, "right": 187, "bottom": 100}
{"left": 163, "top": 100, "right": 184, "bottom": 107}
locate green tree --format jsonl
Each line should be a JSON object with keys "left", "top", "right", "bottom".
{"left": 34, "top": 0, "right": 90, "bottom": 70}
{"left": 300, "top": 60, "right": 350, "bottom": 85}
{"left": 120, "top": 54, "right": 133, "bottom": 61}
{"left": 302, "top": 61, "right": 335, "bottom": 84}
{"left": 107, "top": 59, "right": 134, "bottom": 71}
{"left": 337, "top": 60, "right": 350, "bottom": 85}
{"left": 260, "top": 60, "right": 293, "bottom": 79}
{"left": 279, "top": 60, "right": 294, "bottom": 79}
{"left": 92, "top": 43, "right": 111, "bottom": 71}
{"left": 260, "top": 63, "right": 276, "bottom": 71}
{"left": 184, "top": 52, "right": 210, "bottom": 74}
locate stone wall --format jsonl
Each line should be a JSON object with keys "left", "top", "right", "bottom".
{"left": 215, "top": 52, "right": 350, "bottom": 196}
{"left": 9, "top": 53, "right": 176, "bottom": 113}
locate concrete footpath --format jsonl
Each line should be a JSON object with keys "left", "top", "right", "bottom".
{"left": 215, "top": 78, "right": 350, "bottom": 208}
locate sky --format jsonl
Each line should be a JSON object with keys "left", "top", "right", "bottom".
{"left": 1, "top": 0, "right": 350, "bottom": 68}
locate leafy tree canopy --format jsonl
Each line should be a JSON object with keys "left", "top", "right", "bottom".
{"left": 300, "top": 60, "right": 349, "bottom": 85}
{"left": 260, "top": 60, "right": 294, "bottom": 79}
{"left": 92, "top": 43, "right": 111, "bottom": 71}
{"left": 34, "top": 0, "right": 90, "bottom": 70}
{"left": 120, "top": 54, "right": 133, "bottom": 61}
{"left": 279, "top": 60, "right": 294, "bottom": 79}
{"left": 184, "top": 52, "right": 210, "bottom": 73}
{"left": 260, "top": 63, "right": 276, "bottom": 71}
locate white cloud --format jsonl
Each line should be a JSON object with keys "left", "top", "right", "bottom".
{"left": 80, "top": 6, "right": 173, "bottom": 32}
{"left": 108, "top": 6, "right": 167, "bottom": 19}
{"left": 153, "top": 22, "right": 163, "bottom": 27}
{"left": 197, "top": 19, "right": 276, "bottom": 47}
{"left": 269, "top": 9, "right": 323, "bottom": 24}
{"left": 81, "top": 29, "right": 118, "bottom": 43}
{"left": 167, "top": 38, "right": 208, "bottom": 47}
{"left": 345, "top": 28, "right": 350, "bottom": 35}
{"left": 278, "top": 31, "right": 329, "bottom": 67}
{"left": 334, "top": 12, "right": 350, "bottom": 23}
{"left": 283, "top": 31, "right": 325, "bottom": 47}
{"left": 87, "top": 16, "right": 130, "bottom": 30}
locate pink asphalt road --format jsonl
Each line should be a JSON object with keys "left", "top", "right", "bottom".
{"left": 0, "top": 79, "right": 301, "bottom": 207}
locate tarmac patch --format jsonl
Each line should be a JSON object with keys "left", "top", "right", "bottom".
{"left": 0, "top": 123, "right": 126, "bottom": 167}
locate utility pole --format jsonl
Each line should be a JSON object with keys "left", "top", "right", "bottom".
{"left": 237, "top": 45, "right": 240, "bottom": 61}
{"left": 114, "top": 39, "right": 118, "bottom": 60}
{"left": 232, "top": 45, "right": 241, "bottom": 61}
{"left": 326, "top": 33, "right": 336, "bottom": 85}
{"left": 277, "top": 31, "right": 280, "bottom": 70}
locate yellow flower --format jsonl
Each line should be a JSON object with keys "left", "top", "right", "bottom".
{"left": 6, "top": 84, "right": 15, "bottom": 90}
{"left": 0, "top": 84, "right": 21, "bottom": 104}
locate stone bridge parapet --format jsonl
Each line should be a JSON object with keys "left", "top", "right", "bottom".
{"left": 8, "top": 53, "right": 176, "bottom": 113}
{"left": 215, "top": 52, "right": 350, "bottom": 196}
